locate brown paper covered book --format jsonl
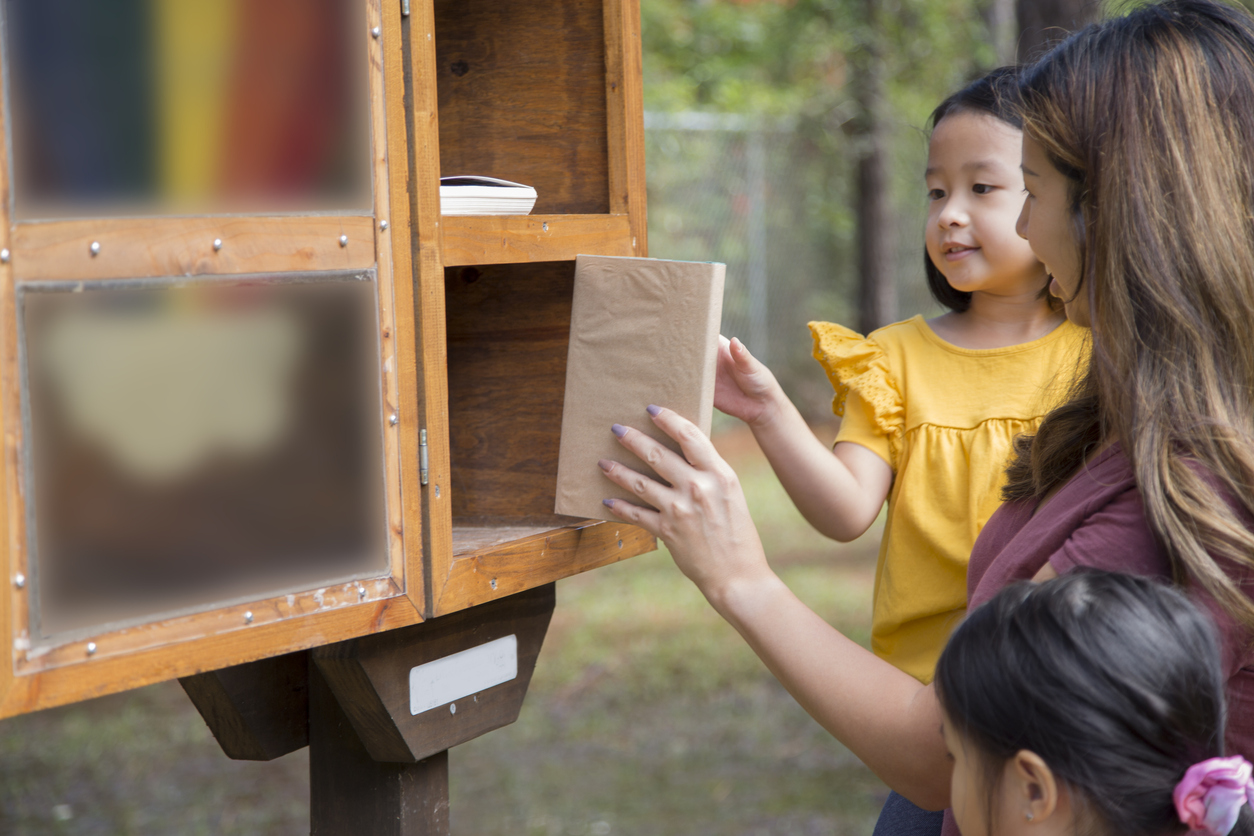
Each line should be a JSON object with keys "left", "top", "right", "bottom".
{"left": 555, "top": 255, "right": 726, "bottom": 521}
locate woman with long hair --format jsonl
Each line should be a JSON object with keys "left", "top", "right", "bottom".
{"left": 598, "top": 0, "right": 1254, "bottom": 830}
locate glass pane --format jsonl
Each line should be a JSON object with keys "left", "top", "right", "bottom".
{"left": 3, "top": 0, "right": 371, "bottom": 219}
{"left": 21, "top": 273, "right": 387, "bottom": 638}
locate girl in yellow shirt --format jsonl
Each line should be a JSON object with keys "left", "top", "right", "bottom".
{"left": 715, "top": 67, "right": 1088, "bottom": 685}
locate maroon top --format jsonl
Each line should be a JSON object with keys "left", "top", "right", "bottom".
{"left": 938, "top": 445, "right": 1254, "bottom": 836}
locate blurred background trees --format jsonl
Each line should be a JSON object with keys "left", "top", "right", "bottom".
{"left": 640, "top": 0, "right": 1102, "bottom": 419}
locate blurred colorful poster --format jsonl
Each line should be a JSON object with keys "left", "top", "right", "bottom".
{"left": 4, "top": 0, "right": 371, "bottom": 219}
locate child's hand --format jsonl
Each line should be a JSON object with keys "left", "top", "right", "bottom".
{"left": 714, "top": 336, "right": 781, "bottom": 427}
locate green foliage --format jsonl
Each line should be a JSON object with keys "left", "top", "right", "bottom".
{"left": 641, "top": 0, "right": 1001, "bottom": 408}
{"left": 642, "top": 0, "right": 996, "bottom": 123}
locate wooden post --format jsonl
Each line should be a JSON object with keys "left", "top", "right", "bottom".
{"left": 179, "top": 651, "right": 310, "bottom": 761}
{"left": 309, "top": 663, "right": 450, "bottom": 836}
{"left": 183, "top": 585, "right": 555, "bottom": 832}
{"left": 309, "top": 584, "right": 553, "bottom": 832}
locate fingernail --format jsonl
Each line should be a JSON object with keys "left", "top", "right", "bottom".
{"left": 602, "top": 498, "right": 614, "bottom": 508}
{"left": 598, "top": 459, "right": 611, "bottom": 471}
{"left": 646, "top": 405, "right": 661, "bottom": 417}
{"left": 611, "top": 424, "right": 627, "bottom": 438}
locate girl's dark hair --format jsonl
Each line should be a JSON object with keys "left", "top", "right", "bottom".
{"left": 935, "top": 571, "right": 1244, "bottom": 836}
{"left": 924, "top": 66, "right": 1025, "bottom": 313}
{"left": 1002, "top": 0, "right": 1254, "bottom": 635}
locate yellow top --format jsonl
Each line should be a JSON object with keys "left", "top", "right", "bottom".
{"left": 809, "top": 315, "right": 1089, "bottom": 683}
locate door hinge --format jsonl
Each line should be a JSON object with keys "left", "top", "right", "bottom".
{"left": 401, "top": 0, "right": 410, "bottom": 16}
{"left": 419, "top": 428, "right": 429, "bottom": 486}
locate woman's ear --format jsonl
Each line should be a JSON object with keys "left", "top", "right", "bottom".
{"left": 1008, "top": 749, "right": 1060, "bottom": 825}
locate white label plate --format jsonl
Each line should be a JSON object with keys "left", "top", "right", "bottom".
{"left": 409, "top": 634, "right": 518, "bottom": 716}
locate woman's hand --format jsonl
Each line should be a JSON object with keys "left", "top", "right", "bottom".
{"left": 598, "top": 405, "right": 772, "bottom": 608}
{"left": 598, "top": 406, "right": 951, "bottom": 808}
{"left": 714, "top": 336, "right": 783, "bottom": 428}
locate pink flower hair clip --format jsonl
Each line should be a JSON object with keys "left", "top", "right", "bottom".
{"left": 1175, "top": 756, "right": 1254, "bottom": 836}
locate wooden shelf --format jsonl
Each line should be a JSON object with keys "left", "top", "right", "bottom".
{"left": 421, "top": 0, "right": 648, "bottom": 616}
{"left": 435, "top": 516, "right": 655, "bottom": 615}
{"left": 450, "top": 515, "right": 591, "bottom": 555}
{"left": 440, "top": 214, "right": 636, "bottom": 266}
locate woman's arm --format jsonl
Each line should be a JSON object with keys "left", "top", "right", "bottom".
{"left": 600, "top": 406, "right": 951, "bottom": 809}
{"left": 716, "top": 337, "right": 892, "bottom": 541}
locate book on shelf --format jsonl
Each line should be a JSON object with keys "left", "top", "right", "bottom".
{"left": 555, "top": 254, "right": 726, "bottom": 522}
{"left": 439, "top": 175, "right": 537, "bottom": 216}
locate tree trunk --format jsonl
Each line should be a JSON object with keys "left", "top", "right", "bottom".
{"left": 983, "top": 0, "right": 1017, "bottom": 66}
{"left": 855, "top": 0, "right": 895, "bottom": 335}
{"left": 1016, "top": 0, "right": 1101, "bottom": 62}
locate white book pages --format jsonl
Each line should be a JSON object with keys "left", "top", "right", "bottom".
{"left": 439, "top": 175, "right": 537, "bottom": 216}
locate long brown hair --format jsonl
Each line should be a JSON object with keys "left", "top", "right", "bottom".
{"left": 1003, "top": 0, "right": 1254, "bottom": 631}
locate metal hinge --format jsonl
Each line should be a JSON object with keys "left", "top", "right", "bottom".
{"left": 419, "top": 429, "right": 429, "bottom": 486}
{"left": 401, "top": 0, "right": 410, "bottom": 16}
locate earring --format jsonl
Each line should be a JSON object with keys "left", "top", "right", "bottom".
{"left": 1026, "top": 812, "right": 1035, "bottom": 822}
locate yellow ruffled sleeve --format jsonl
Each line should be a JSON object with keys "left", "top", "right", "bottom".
{"left": 808, "top": 321, "right": 904, "bottom": 468}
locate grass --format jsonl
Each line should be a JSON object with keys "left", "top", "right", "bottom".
{"left": 0, "top": 426, "right": 885, "bottom": 835}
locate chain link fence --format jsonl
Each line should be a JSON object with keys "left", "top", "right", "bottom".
{"left": 644, "top": 111, "right": 935, "bottom": 423}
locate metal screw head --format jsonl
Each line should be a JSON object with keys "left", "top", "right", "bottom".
{"left": 338, "top": 234, "right": 349, "bottom": 247}
{"left": 618, "top": 539, "right": 624, "bottom": 549}
{"left": 356, "top": 584, "right": 366, "bottom": 599}
{"left": 490, "top": 578, "right": 498, "bottom": 590}
{"left": 89, "top": 241, "right": 101, "bottom": 256}
{"left": 86, "top": 642, "right": 97, "bottom": 656}
{"left": 0, "top": 249, "right": 10, "bottom": 264}
{"left": 213, "top": 238, "right": 223, "bottom": 251}
{"left": 371, "top": 26, "right": 381, "bottom": 38}
{"left": 379, "top": 220, "right": 389, "bottom": 231}
{"left": 13, "top": 573, "right": 25, "bottom": 589}
{"left": 388, "top": 413, "right": 399, "bottom": 426}
{"left": 449, "top": 703, "right": 456, "bottom": 714}
{"left": 542, "top": 222, "right": 549, "bottom": 232}
{"left": 244, "top": 611, "right": 254, "bottom": 624}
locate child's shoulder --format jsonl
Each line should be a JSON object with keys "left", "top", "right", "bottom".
{"left": 809, "top": 316, "right": 927, "bottom": 383}
{"left": 817, "top": 317, "right": 930, "bottom": 363}
{"left": 808, "top": 315, "right": 925, "bottom": 348}
{"left": 864, "top": 315, "right": 929, "bottom": 347}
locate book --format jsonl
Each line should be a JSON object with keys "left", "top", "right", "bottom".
{"left": 555, "top": 255, "right": 726, "bottom": 521}
{"left": 439, "top": 175, "right": 537, "bottom": 216}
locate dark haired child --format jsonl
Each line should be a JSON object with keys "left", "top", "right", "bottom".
{"left": 715, "top": 65, "right": 1088, "bottom": 685}
{"left": 937, "top": 570, "right": 1253, "bottom": 836}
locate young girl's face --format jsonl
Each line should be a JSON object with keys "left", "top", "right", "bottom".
{"left": 925, "top": 112, "right": 1044, "bottom": 300}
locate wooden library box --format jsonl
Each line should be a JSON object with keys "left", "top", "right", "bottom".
{"left": 0, "top": 0, "right": 654, "bottom": 721}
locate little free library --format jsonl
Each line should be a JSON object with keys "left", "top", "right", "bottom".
{"left": 0, "top": 0, "right": 654, "bottom": 831}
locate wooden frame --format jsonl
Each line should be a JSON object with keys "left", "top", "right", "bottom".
{"left": 412, "top": 0, "right": 654, "bottom": 620}
{"left": 0, "top": 0, "right": 424, "bottom": 719}
{"left": 0, "top": 0, "right": 655, "bottom": 719}
{"left": 440, "top": 215, "right": 634, "bottom": 266}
